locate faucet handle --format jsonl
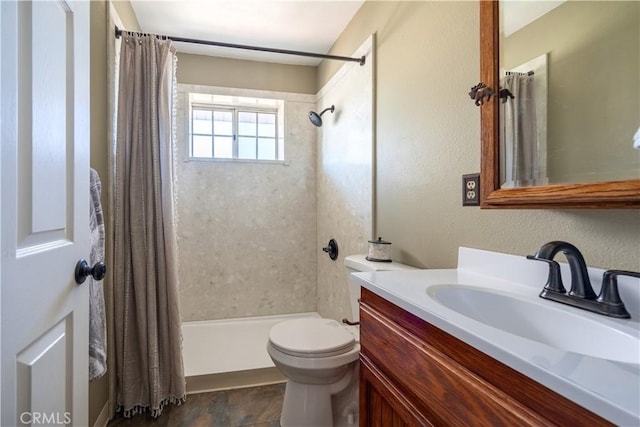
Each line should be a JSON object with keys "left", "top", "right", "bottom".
{"left": 596, "top": 270, "right": 640, "bottom": 319}
{"left": 526, "top": 256, "right": 566, "bottom": 294}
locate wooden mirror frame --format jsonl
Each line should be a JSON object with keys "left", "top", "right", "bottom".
{"left": 479, "top": 1, "right": 640, "bottom": 209}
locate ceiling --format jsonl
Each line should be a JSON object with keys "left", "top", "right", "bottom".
{"left": 129, "top": 0, "right": 365, "bottom": 66}
{"left": 502, "top": 0, "right": 565, "bottom": 37}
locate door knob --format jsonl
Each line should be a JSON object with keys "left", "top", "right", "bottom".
{"left": 74, "top": 259, "right": 106, "bottom": 284}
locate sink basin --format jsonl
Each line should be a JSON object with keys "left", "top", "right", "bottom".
{"left": 427, "top": 285, "right": 640, "bottom": 364}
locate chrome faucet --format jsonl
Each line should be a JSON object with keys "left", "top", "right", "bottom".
{"left": 527, "top": 241, "right": 640, "bottom": 319}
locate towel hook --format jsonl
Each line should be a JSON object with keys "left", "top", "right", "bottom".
{"left": 468, "top": 82, "right": 495, "bottom": 106}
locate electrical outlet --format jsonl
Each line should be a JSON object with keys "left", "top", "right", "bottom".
{"left": 462, "top": 173, "right": 480, "bottom": 206}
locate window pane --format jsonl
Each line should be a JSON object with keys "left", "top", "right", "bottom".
{"left": 214, "top": 136, "right": 233, "bottom": 158}
{"left": 213, "top": 110, "right": 233, "bottom": 135}
{"left": 238, "top": 137, "right": 257, "bottom": 159}
{"left": 192, "top": 135, "right": 212, "bottom": 157}
{"left": 257, "top": 113, "right": 276, "bottom": 137}
{"left": 258, "top": 138, "right": 276, "bottom": 160}
{"left": 193, "top": 109, "right": 212, "bottom": 134}
{"left": 238, "top": 112, "right": 257, "bottom": 136}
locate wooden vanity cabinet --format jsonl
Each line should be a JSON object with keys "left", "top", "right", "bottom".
{"left": 358, "top": 288, "right": 613, "bottom": 427}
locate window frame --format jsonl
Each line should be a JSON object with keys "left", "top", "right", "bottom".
{"left": 188, "top": 100, "right": 282, "bottom": 163}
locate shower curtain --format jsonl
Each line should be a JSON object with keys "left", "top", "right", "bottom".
{"left": 111, "top": 32, "right": 185, "bottom": 417}
{"left": 500, "top": 72, "right": 543, "bottom": 187}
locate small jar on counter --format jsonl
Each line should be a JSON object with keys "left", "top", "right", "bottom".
{"left": 366, "top": 237, "right": 392, "bottom": 262}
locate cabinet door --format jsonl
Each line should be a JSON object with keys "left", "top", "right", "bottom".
{"left": 359, "top": 288, "right": 613, "bottom": 427}
{"left": 360, "top": 355, "right": 434, "bottom": 427}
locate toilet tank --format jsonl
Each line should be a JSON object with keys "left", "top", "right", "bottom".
{"left": 344, "top": 254, "right": 418, "bottom": 322}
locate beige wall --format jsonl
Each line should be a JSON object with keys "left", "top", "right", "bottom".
{"left": 111, "top": 0, "right": 140, "bottom": 30}
{"left": 175, "top": 85, "right": 317, "bottom": 321}
{"left": 503, "top": 1, "right": 640, "bottom": 184}
{"left": 177, "top": 53, "right": 317, "bottom": 94}
{"left": 320, "top": 1, "right": 640, "bottom": 271}
{"left": 89, "top": 3, "right": 109, "bottom": 426}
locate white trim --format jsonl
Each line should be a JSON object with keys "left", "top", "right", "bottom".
{"left": 185, "top": 157, "right": 289, "bottom": 166}
{"left": 178, "top": 83, "right": 315, "bottom": 104}
{"left": 92, "top": 401, "right": 110, "bottom": 427}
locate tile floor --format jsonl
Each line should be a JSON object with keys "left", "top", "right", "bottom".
{"left": 107, "top": 383, "right": 285, "bottom": 427}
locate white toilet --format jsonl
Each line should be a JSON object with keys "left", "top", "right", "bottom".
{"left": 267, "top": 254, "right": 416, "bottom": 427}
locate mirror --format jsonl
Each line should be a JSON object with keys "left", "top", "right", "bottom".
{"left": 480, "top": 1, "right": 640, "bottom": 208}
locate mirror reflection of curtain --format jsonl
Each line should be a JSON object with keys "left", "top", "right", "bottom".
{"left": 500, "top": 72, "right": 545, "bottom": 187}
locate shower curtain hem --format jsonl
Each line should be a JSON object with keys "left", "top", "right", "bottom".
{"left": 116, "top": 394, "right": 187, "bottom": 419}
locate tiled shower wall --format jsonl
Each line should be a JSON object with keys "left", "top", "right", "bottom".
{"left": 316, "top": 37, "right": 374, "bottom": 322}
{"left": 176, "top": 84, "right": 317, "bottom": 321}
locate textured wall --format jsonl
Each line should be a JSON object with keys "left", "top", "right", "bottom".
{"left": 319, "top": 1, "right": 640, "bottom": 272}
{"left": 177, "top": 53, "right": 317, "bottom": 95}
{"left": 316, "top": 38, "right": 374, "bottom": 322}
{"left": 176, "top": 84, "right": 317, "bottom": 321}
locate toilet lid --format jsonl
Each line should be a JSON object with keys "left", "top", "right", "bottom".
{"left": 269, "top": 318, "right": 355, "bottom": 357}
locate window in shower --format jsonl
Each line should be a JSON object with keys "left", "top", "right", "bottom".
{"left": 188, "top": 93, "right": 284, "bottom": 163}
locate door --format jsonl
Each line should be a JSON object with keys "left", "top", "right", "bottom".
{"left": 1, "top": 1, "right": 90, "bottom": 426}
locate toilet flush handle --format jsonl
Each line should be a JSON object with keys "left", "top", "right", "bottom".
{"left": 342, "top": 318, "right": 359, "bottom": 326}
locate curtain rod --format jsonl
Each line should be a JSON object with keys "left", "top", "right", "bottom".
{"left": 505, "top": 70, "right": 534, "bottom": 76}
{"left": 114, "top": 26, "right": 365, "bottom": 66}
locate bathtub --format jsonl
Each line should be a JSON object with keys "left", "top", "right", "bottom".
{"left": 182, "top": 312, "right": 320, "bottom": 392}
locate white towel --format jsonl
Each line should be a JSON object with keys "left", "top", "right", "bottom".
{"left": 89, "top": 168, "right": 107, "bottom": 381}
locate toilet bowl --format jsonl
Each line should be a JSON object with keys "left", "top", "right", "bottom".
{"left": 267, "top": 254, "right": 416, "bottom": 427}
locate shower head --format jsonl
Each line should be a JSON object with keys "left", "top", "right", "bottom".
{"left": 308, "top": 105, "right": 335, "bottom": 127}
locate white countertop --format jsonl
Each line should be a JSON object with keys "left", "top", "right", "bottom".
{"left": 351, "top": 247, "right": 640, "bottom": 426}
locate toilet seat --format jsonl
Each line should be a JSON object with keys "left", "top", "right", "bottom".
{"left": 269, "top": 318, "right": 356, "bottom": 358}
